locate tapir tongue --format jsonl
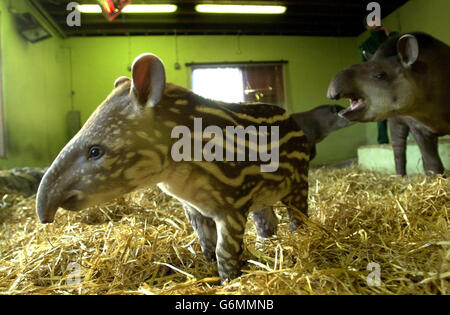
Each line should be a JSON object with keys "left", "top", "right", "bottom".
{"left": 338, "top": 99, "right": 367, "bottom": 120}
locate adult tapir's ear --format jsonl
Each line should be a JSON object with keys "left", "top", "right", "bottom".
{"left": 131, "top": 53, "right": 166, "bottom": 107}
{"left": 397, "top": 34, "right": 419, "bottom": 68}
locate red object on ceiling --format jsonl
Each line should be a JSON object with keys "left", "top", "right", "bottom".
{"left": 97, "top": 0, "right": 131, "bottom": 21}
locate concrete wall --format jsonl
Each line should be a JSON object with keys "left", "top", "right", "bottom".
{"left": 358, "top": 138, "right": 450, "bottom": 174}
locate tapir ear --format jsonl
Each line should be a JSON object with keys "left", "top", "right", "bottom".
{"left": 114, "top": 76, "right": 131, "bottom": 88}
{"left": 131, "top": 53, "right": 166, "bottom": 107}
{"left": 397, "top": 34, "right": 419, "bottom": 68}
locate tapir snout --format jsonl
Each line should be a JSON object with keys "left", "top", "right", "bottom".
{"left": 327, "top": 64, "right": 377, "bottom": 122}
{"left": 37, "top": 165, "right": 84, "bottom": 223}
{"left": 36, "top": 139, "right": 91, "bottom": 223}
{"left": 327, "top": 67, "right": 357, "bottom": 101}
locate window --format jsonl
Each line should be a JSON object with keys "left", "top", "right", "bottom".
{"left": 190, "top": 62, "right": 286, "bottom": 107}
{"left": 192, "top": 67, "right": 244, "bottom": 103}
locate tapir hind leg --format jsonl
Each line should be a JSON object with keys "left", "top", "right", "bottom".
{"left": 252, "top": 207, "right": 278, "bottom": 239}
{"left": 410, "top": 127, "right": 444, "bottom": 176}
{"left": 283, "top": 182, "right": 309, "bottom": 232}
{"left": 183, "top": 204, "right": 217, "bottom": 261}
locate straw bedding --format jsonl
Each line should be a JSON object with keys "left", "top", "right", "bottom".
{"left": 0, "top": 166, "right": 448, "bottom": 295}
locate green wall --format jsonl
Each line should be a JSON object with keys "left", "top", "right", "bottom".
{"left": 0, "top": 0, "right": 71, "bottom": 168}
{"left": 68, "top": 35, "right": 363, "bottom": 166}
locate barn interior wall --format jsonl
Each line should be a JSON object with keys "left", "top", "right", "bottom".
{"left": 0, "top": 0, "right": 71, "bottom": 168}
{"left": 67, "top": 35, "right": 361, "bottom": 166}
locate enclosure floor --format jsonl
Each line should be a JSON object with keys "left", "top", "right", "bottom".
{"left": 0, "top": 166, "right": 448, "bottom": 295}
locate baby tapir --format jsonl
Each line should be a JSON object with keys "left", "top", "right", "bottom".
{"left": 328, "top": 32, "right": 450, "bottom": 135}
{"left": 36, "top": 53, "right": 310, "bottom": 280}
{"left": 252, "top": 105, "right": 352, "bottom": 238}
{"left": 291, "top": 105, "right": 353, "bottom": 160}
{"left": 389, "top": 116, "right": 444, "bottom": 176}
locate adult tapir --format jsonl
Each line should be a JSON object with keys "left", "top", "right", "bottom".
{"left": 389, "top": 116, "right": 444, "bottom": 176}
{"left": 327, "top": 31, "right": 450, "bottom": 136}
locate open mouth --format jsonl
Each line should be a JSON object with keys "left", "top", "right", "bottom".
{"left": 338, "top": 98, "right": 367, "bottom": 120}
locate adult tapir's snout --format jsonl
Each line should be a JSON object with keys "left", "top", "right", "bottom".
{"left": 327, "top": 66, "right": 357, "bottom": 100}
{"left": 327, "top": 65, "right": 374, "bottom": 122}
{"left": 327, "top": 77, "right": 341, "bottom": 100}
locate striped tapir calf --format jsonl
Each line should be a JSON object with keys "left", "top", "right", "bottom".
{"left": 36, "top": 53, "right": 310, "bottom": 280}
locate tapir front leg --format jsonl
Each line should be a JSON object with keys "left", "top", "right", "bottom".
{"left": 388, "top": 117, "right": 410, "bottom": 176}
{"left": 410, "top": 128, "right": 444, "bottom": 176}
{"left": 215, "top": 212, "right": 247, "bottom": 280}
{"left": 183, "top": 204, "right": 217, "bottom": 261}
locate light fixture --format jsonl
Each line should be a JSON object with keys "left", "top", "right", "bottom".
{"left": 195, "top": 4, "right": 287, "bottom": 14}
{"left": 122, "top": 4, "right": 178, "bottom": 13}
{"left": 14, "top": 13, "right": 52, "bottom": 43}
{"left": 76, "top": 4, "right": 102, "bottom": 13}
{"left": 77, "top": 4, "right": 177, "bottom": 14}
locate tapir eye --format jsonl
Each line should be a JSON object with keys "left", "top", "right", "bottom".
{"left": 374, "top": 72, "right": 388, "bottom": 80}
{"left": 88, "top": 145, "right": 104, "bottom": 160}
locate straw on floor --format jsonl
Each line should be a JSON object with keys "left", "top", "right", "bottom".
{"left": 0, "top": 166, "right": 448, "bottom": 294}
